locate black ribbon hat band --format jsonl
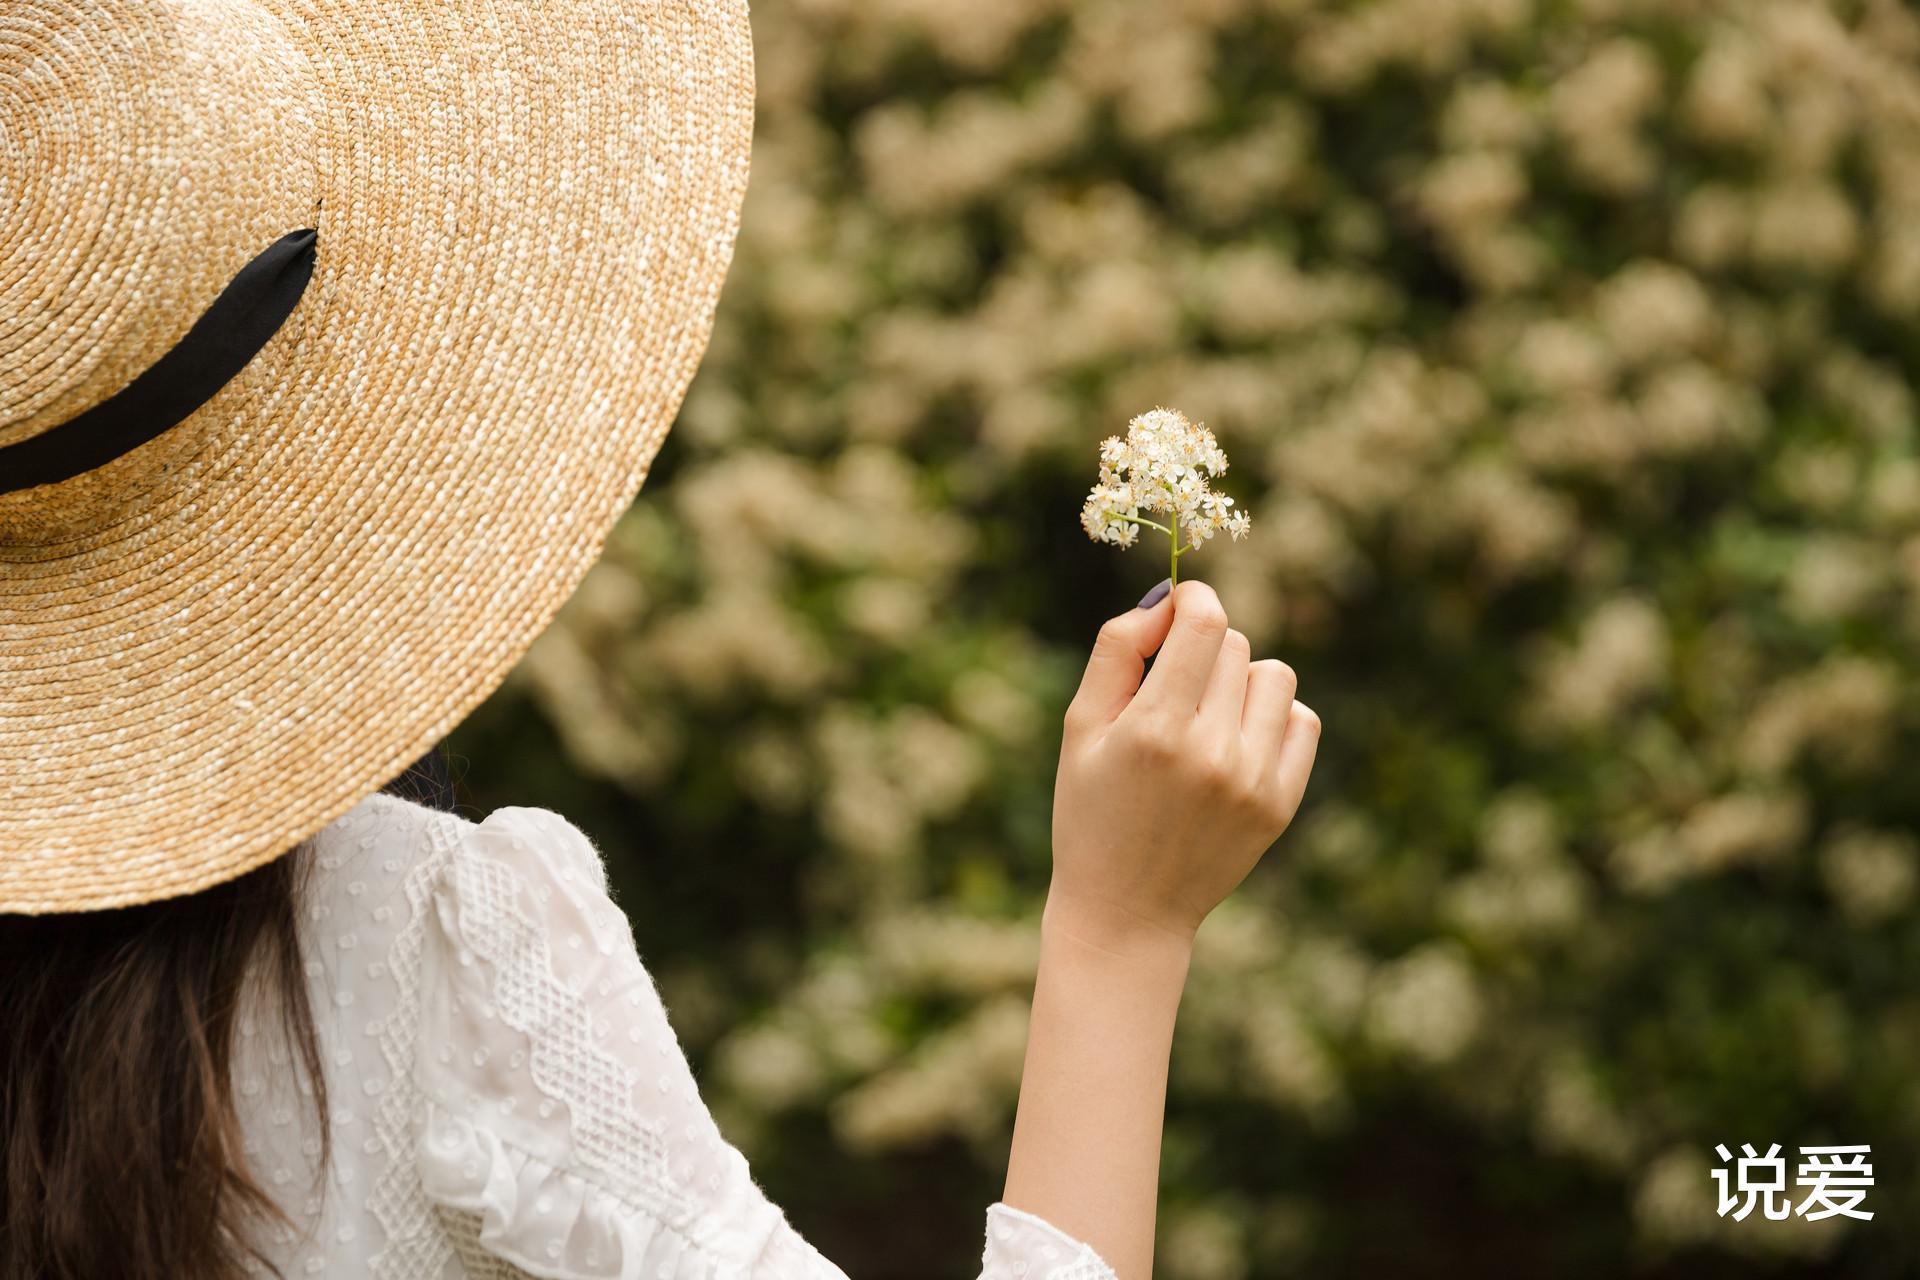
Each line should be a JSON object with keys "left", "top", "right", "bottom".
{"left": 0, "top": 228, "right": 317, "bottom": 495}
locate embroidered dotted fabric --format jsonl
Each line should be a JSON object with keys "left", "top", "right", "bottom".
{"left": 230, "top": 791, "right": 1119, "bottom": 1280}
{"left": 367, "top": 810, "right": 462, "bottom": 1280}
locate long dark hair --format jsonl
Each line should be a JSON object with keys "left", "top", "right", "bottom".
{"left": 0, "top": 746, "right": 454, "bottom": 1280}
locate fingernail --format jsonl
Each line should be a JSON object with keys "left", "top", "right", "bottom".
{"left": 1137, "top": 578, "right": 1172, "bottom": 609}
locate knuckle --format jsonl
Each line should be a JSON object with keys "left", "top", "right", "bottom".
{"left": 1256, "top": 659, "right": 1297, "bottom": 695}
{"left": 1294, "top": 702, "right": 1323, "bottom": 736}
{"left": 1190, "top": 606, "right": 1229, "bottom": 640}
{"left": 1192, "top": 741, "right": 1238, "bottom": 791}
{"left": 1221, "top": 628, "right": 1251, "bottom": 660}
{"left": 1188, "top": 611, "right": 1229, "bottom": 644}
{"left": 1117, "top": 716, "right": 1175, "bottom": 761}
{"left": 1176, "top": 582, "right": 1229, "bottom": 636}
{"left": 1141, "top": 738, "right": 1185, "bottom": 773}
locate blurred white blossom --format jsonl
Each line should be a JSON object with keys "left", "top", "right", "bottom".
{"left": 1366, "top": 944, "right": 1483, "bottom": 1065}
{"left": 1820, "top": 826, "right": 1919, "bottom": 923}
{"left": 494, "top": 0, "right": 1920, "bottom": 1267}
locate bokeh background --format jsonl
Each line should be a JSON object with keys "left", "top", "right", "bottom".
{"left": 450, "top": 1, "right": 1920, "bottom": 1274}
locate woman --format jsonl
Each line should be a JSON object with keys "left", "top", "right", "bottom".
{"left": 0, "top": 2, "right": 1319, "bottom": 1278}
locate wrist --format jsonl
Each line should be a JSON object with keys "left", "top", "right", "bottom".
{"left": 1041, "top": 886, "right": 1196, "bottom": 978}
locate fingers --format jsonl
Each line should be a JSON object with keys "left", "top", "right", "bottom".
{"left": 1240, "top": 659, "right": 1298, "bottom": 769}
{"left": 1273, "top": 700, "right": 1322, "bottom": 817}
{"left": 1064, "top": 589, "right": 1179, "bottom": 732}
{"left": 1135, "top": 580, "right": 1230, "bottom": 715}
{"left": 1196, "top": 628, "right": 1252, "bottom": 738}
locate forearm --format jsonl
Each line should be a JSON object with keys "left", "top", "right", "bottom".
{"left": 1001, "top": 892, "right": 1194, "bottom": 1279}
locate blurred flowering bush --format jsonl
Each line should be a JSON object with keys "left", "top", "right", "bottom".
{"left": 454, "top": 0, "right": 1920, "bottom": 1274}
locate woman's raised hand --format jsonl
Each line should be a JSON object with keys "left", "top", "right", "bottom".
{"left": 1047, "top": 579, "right": 1319, "bottom": 955}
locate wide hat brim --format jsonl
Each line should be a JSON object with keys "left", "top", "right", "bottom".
{"left": 0, "top": 0, "right": 753, "bottom": 911}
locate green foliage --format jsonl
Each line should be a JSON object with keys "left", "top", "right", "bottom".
{"left": 454, "top": 0, "right": 1920, "bottom": 1273}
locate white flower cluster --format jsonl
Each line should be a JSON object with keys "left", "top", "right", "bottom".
{"left": 1080, "top": 406, "right": 1252, "bottom": 552}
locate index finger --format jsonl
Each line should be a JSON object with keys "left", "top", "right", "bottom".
{"left": 1132, "top": 580, "right": 1230, "bottom": 717}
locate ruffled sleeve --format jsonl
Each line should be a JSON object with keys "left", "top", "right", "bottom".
{"left": 981, "top": 1203, "right": 1119, "bottom": 1279}
{"left": 412, "top": 806, "right": 1117, "bottom": 1280}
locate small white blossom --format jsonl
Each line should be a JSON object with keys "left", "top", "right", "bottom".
{"left": 1080, "top": 407, "right": 1252, "bottom": 554}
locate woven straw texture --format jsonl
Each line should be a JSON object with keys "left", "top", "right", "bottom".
{"left": 0, "top": 0, "right": 754, "bottom": 912}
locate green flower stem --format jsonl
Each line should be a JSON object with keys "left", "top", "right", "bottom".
{"left": 1163, "top": 481, "right": 1183, "bottom": 590}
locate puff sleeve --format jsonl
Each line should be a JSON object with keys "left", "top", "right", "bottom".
{"left": 412, "top": 807, "right": 1118, "bottom": 1280}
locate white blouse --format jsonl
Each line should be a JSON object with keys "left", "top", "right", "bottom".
{"left": 233, "top": 791, "right": 1118, "bottom": 1280}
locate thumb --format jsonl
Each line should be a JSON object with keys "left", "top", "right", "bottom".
{"left": 1065, "top": 580, "right": 1177, "bottom": 732}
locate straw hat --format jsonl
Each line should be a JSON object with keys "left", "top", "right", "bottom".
{"left": 0, "top": 1, "right": 753, "bottom": 912}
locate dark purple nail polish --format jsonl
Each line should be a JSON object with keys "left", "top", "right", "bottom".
{"left": 1137, "top": 578, "right": 1172, "bottom": 609}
